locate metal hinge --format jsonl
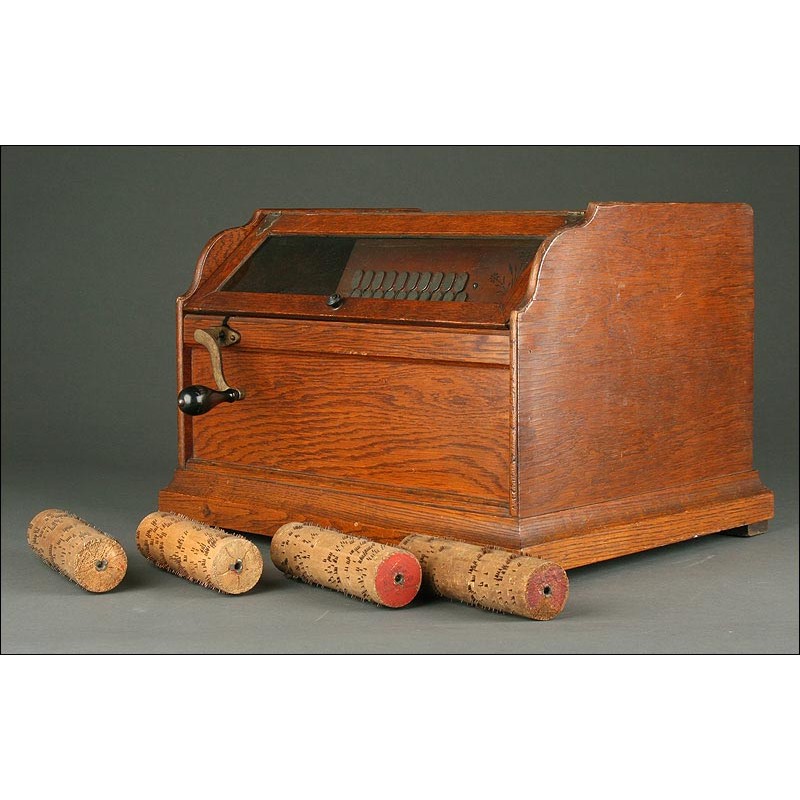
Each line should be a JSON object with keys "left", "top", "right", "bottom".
{"left": 256, "top": 212, "right": 281, "bottom": 235}
{"left": 565, "top": 211, "right": 585, "bottom": 225}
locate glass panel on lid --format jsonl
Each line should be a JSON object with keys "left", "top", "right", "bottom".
{"left": 221, "top": 236, "right": 357, "bottom": 295}
{"left": 221, "top": 235, "right": 543, "bottom": 303}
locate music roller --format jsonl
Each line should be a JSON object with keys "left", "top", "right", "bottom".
{"left": 400, "top": 535, "right": 569, "bottom": 620}
{"left": 136, "top": 511, "right": 263, "bottom": 594}
{"left": 27, "top": 509, "right": 128, "bottom": 593}
{"left": 270, "top": 522, "right": 422, "bottom": 608}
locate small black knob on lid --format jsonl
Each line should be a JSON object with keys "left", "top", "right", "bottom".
{"left": 326, "top": 293, "right": 344, "bottom": 309}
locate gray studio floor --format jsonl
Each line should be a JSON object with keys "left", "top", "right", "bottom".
{"left": 2, "top": 463, "right": 797, "bottom": 654}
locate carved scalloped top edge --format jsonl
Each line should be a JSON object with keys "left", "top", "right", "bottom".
{"left": 179, "top": 207, "right": 585, "bottom": 309}
{"left": 181, "top": 202, "right": 753, "bottom": 311}
{"left": 179, "top": 209, "right": 267, "bottom": 305}
{"left": 507, "top": 203, "right": 596, "bottom": 317}
{"left": 183, "top": 204, "right": 750, "bottom": 315}
{"left": 181, "top": 209, "right": 411, "bottom": 304}
{"left": 512, "top": 201, "right": 755, "bottom": 316}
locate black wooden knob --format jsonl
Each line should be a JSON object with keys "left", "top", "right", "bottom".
{"left": 177, "top": 385, "right": 241, "bottom": 416}
{"left": 326, "top": 293, "right": 344, "bottom": 309}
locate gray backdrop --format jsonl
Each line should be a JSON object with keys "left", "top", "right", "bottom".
{"left": 2, "top": 146, "right": 797, "bottom": 653}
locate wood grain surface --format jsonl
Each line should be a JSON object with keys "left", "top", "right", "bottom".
{"left": 515, "top": 202, "right": 758, "bottom": 516}
{"left": 162, "top": 204, "right": 774, "bottom": 569}
{"left": 183, "top": 315, "right": 511, "bottom": 366}
{"left": 268, "top": 210, "right": 575, "bottom": 237}
{"left": 517, "top": 471, "right": 771, "bottom": 544}
{"left": 176, "top": 211, "right": 265, "bottom": 464}
{"left": 159, "top": 463, "right": 772, "bottom": 567}
{"left": 159, "top": 466, "right": 521, "bottom": 549}
{"left": 186, "top": 290, "right": 512, "bottom": 327}
{"left": 522, "top": 494, "right": 773, "bottom": 569}
{"left": 188, "top": 348, "right": 510, "bottom": 504}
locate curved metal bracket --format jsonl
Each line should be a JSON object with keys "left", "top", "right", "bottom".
{"left": 193, "top": 325, "right": 245, "bottom": 398}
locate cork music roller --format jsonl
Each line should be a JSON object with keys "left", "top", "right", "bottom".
{"left": 136, "top": 511, "right": 263, "bottom": 594}
{"left": 400, "top": 535, "right": 569, "bottom": 620}
{"left": 271, "top": 522, "right": 422, "bottom": 608}
{"left": 27, "top": 509, "right": 128, "bottom": 593}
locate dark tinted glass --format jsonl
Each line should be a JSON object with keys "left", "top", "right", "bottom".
{"left": 220, "top": 235, "right": 542, "bottom": 303}
{"left": 222, "top": 236, "right": 357, "bottom": 295}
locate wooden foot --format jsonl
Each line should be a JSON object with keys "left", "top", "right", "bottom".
{"left": 720, "top": 521, "right": 770, "bottom": 538}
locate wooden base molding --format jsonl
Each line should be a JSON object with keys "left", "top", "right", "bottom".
{"left": 159, "top": 467, "right": 773, "bottom": 570}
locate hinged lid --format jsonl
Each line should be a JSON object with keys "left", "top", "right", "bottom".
{"left": 183, "top": 209, "right": 582, "bottom": 327}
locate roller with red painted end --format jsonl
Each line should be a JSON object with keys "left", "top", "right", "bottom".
{"left": 400, "top": 534, "right": 568, "bottom": 620}
{"left": 270, "top": 523, "right": 421, "bottom": 608}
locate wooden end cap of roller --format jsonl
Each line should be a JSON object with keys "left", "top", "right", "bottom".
{"left": 27, "top": 509, "right": 128, "bottom": 593}
{"left": 400, "top": 534, "right": 569, "bottom": 620}
{"left": 136, "top": 511, "right": 263, "bottom": 594}
{"left": 271, "top": 522, "right": 422, "bottom": 608}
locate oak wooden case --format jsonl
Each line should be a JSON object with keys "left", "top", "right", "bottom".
{"left": 159, "top": 203, "right": 774, "bottom": 568}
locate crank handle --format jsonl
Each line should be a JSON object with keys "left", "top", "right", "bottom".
{"left": 178, "top": 325, "right": 245, "bottom": 416}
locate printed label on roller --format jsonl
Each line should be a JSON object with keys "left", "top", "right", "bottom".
{"left": 27, "top": 509, "right": 128, "bottom": 593}
{"left": 137, "top": 511, "right": 263, "bottom": 594}
{"left": 271, "top": 522, "right": 421, "bottom": 608}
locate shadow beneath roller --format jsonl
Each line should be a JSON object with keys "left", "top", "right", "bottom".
{"left": 238, "top": 576, "right": 275, "bottom": 596}
{"left": 108, "top": 567, "right": 153, "bottom": 594}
